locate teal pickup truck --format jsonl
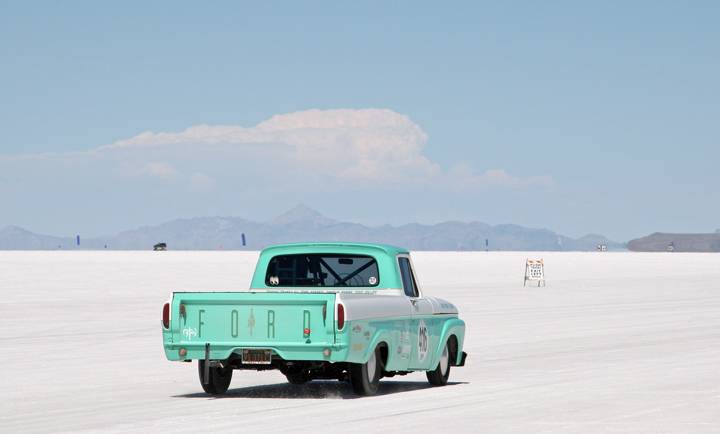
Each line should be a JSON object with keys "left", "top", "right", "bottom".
{"left": 161, "top": 242, "right": 467, "bottom": 396}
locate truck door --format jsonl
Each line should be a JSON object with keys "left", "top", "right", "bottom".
{"left": 398, "top": 255, "right": 435, "bottom": 370}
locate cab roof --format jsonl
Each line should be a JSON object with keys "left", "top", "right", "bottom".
{"left": 259, "top": 242, "right": 409, "bottom": 256}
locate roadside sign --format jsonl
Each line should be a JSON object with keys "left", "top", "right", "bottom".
{"left": 524, "top": 259, "right": 546, "bottom": 287}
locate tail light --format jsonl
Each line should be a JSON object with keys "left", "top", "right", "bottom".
{"left": 337, "top": 303, "right": 345, "bottom": 330}
{"left": 162, "top": 302, "right": 170, "bottom": 329}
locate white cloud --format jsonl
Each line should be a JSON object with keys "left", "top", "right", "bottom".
{"left": 101, "top": 108, "right": 438, "bottom": 182}
{"left": 2, "top": 108, "right": 552, "bottom": 191}
{"left": 103, "top": 109, "right": 427, "bottom": 150}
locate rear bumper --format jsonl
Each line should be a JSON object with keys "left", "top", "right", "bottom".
{"left": 164, "top": 341, "right": 349, "bottom": 363}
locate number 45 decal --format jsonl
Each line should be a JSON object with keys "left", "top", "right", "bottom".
{"left": 417, "top": 319, "right": 429, "bottom": 362}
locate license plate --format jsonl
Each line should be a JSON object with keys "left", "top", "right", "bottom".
{"left": 241, "top": 349, "right": 272, "bottom": 364}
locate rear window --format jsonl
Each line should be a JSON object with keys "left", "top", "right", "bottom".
{"left": 265, "top": 254, "right": 379, "bottom": 287}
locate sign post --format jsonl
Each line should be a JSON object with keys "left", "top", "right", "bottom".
{"left": 524, "top": 259, "right": 545, "bottom": 287}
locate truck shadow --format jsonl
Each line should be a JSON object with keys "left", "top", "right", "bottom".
{"left": 174, "top": 380, "right": 466, "bottom": 400}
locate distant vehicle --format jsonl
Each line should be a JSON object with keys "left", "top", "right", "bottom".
{"left": 160, "top": 242, "right": 467, "bottom": 396}
{"left": 153, "top": 242, "right": 167, "bottom": 251}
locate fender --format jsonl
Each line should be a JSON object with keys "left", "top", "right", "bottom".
{"left": 428, "top": 318, "right": 466, "bottom": 370}
{"left": 358, "top": 329, "right": 395, "bottom": 368}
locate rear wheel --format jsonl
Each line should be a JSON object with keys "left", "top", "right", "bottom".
{"left": 426, "top": 341, "right": 451, "bottom": 386}
{"left": 198, "top": 360, "right": 233, "bottom": 395}
{"left": 350, "top": 345, "right": 383, "bottom": 396}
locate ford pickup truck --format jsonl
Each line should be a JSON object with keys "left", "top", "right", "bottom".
{"left": 161, "top": 242, "right": 467, "bottom": 396}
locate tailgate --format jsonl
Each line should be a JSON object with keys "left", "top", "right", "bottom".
{"left": 170, "top": 292, "right": 336, "bottom": 348}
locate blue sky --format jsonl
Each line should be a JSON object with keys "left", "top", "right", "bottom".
{"left": 1, "top": 1, "right": 718, "bottom": 241}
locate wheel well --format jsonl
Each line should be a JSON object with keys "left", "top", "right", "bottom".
{"left": 447, "top": 335, "right": 458, "bottom": 365}
{"left": 377, "top": 342, "right": 389, "bottom": 368}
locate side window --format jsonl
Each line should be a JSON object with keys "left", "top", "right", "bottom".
{"left": 398, "top": 257, "right": 419, "bottom": 297}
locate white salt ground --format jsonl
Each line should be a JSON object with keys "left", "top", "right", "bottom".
{"left": 0, "top": 251, "right": 718, "bottom": 433}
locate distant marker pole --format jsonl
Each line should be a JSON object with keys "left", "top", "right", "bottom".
{"left": 76, "top": 235, "right": 80, "bottom": 247}
{"left": 241, "top": 233, "right": 246, "bottom": 247}
{"left": 485, "top": 238, "right": 489, "bottom": 252}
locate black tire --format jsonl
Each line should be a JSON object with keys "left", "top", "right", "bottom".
{"left": 426, "top": 341, "right": 451, "bottom": 386}
{"left": 198, "top": 360, "right": 233, "bottom": 395}
{"left": 350, "top": 345, "right": 383, "bottom": 396}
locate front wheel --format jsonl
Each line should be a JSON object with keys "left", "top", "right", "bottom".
{"left": 198, "top": 360, "right": 233, "bottom": 395}
{"left": 349, "top": 345, "right": 383, "bottom": 396}
{"left": 426, "top": 341, "right": 451, "bottom": 386}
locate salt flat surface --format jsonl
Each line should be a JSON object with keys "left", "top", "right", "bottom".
{"left": 1, "top": 251, "right": 719, "bottom": 433}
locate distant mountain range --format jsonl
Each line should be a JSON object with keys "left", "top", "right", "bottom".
{"left": 0, "top": 205, "right": 623, "bottom": 251}
{"left": 627, "top": 232, "right": 720, "bottom": 252}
